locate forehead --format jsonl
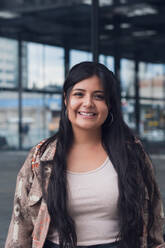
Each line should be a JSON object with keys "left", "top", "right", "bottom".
{"left": 72, "top": 75, "right": 104, "bottom": 91}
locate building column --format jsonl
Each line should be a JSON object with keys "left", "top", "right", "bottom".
{"left": 114, "top": 14, "right": 121, "bottom": 101}
{"left": 135, "top": 59, "right": 140, "bottom": 135}
{"left": 18, "top": 38, "right": 23, "bottom": 150}
{"left": 91, "top": 0, "right": 99, "bottom": 62}
{"left": 114, "top": 51, "right": 121, "bottom": 99}
{"left": 64, "top": 46, "right": 70, "bottom": 77}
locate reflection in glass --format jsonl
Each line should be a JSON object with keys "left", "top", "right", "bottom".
{"left": 139, "top": 62, "right": 165, "bottom": 98}
{"left": 140, "top": 100, "right": 165, "bottom": 142}
{"left": 120, "top": 58, "right": 135, "bottom": 97}
{"left": 70, "top": 50, "right": 92, "bottom": 69}
{"left": 0, "top": 91, "right": 19, "bottom": 149}
{"left": 0, "top": 37, "right": 18, "bottom": 88}
{"left": 99, "top": 54, "right": 114, "bottom": 72}
{"left": 22, "top": 93, "right": 61, "bottom": 149}
{"left": 27, "top": 43, "right": 64, "bottom": 90}
{"left": 121, "top": 98, "right": 136, "bottom": 131}
{"left": 99, "top": 0, "right": 114, "bottom": 6}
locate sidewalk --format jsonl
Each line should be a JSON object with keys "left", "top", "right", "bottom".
{"left": 0, "top": 151, "right": 28, "bottom": 247}
{"left": 0, "top": 151, "right": 165, "bottom": 247}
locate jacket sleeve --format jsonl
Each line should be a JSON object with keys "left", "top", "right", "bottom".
{"left": 135, "top": 138, "right": 165, "bottom": 247}
{"left": 5, "top": 147, "right": 36, "bottom": 248}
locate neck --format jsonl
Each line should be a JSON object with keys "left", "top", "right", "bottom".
{"left": 72, "top": 127, "right": 102, "bottom": 147}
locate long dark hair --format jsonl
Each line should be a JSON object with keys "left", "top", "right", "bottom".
{"left": 40, "top": 62, "right": 160, "bottom": 248}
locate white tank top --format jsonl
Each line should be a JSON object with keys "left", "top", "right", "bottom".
{"left": 47, "top": 157, "right": 120, "bottom": 245}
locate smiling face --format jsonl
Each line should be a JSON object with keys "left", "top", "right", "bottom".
{"left": 65, "top": 75, "right": 109, "bottom": 132}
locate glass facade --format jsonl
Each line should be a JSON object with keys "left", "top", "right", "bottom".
{"left": 22, "top": 92, "right": 61, "bottom": 149}
{"left": 70, "top": 49, "right": 92, "bottom": 68}
{"left": 27, "top": 43, "right": 64, "bottom": 90}
{"left": 0, "top": 38, "right": 18, "bottom": 88}
{"left": 140, "top": 100, "right": 165, "bottom": 142}
{"left": 0, "top": 0, "right": 165, "bottom": 150}
{"left": 1, "top": 35, "right": 165, "bottom": 149}
{"left": 0, "top": 91, "right": 19, "bottom": 148}
{"left": 121, "top": 59, "right": 135, "bottom": 97}
{"left": 139, "top": 62, "right": 165, "bottom": 98}
{"left": 99, "top": 54, "right": 114, "bottom": 72}
{"left": 122, "top": 98, "right": 136, "bottom": 131}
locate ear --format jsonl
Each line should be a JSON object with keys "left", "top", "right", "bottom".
{"left": 64, "top": 92, "right": 67, "bottom": 106}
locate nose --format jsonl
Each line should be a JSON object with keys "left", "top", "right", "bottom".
{"left": 83, "top": 95, "right": 94, "bottom": 107}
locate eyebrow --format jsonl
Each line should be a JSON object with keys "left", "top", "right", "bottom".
{"left": 72, "top": 89, "right": 104, "bottom": 93}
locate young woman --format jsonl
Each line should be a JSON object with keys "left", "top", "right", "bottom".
{"left": 5, "top": 62, "right": 165, "bottom": 248}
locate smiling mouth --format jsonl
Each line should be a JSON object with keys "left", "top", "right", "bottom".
{"left": 78, "top": 111, "right": 97, "bottom": 116}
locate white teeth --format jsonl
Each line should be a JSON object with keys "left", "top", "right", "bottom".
{"left": 79, "top": 112, "right": 95, "bottom": 116}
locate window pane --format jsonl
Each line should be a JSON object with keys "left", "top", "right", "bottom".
{"left": 99, "top": 0, "right": 114, "bottom": 6}
{"left": 70, "top": 50, "right": 92, "bottom": 68}
{"left": 121, "top": 58, "right": 135, "bottom": 97}
{"left": 139, "top": 62, "right": 165, "bottom": 98}
{"left": 27, "top": 43, "right": 64, "bottom": 90}
{"left": 0, "top": 91, "right": 19, "bottom": 149}
{"left": 22, "top": 93, "right": 61, "bottom": 149}
{"left": 140, "top": 99, "right": 165, "bottom": 142}
{"left": 121, "top": 98, "right": 136, "bottom": 131}
{"left": 0, "top": 37, "right": 18, "bottom": 88}
{"left": 99, "top": 54, "right": 114, "bottom": 72}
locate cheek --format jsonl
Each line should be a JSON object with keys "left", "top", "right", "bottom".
{"left": 103, "top": 109, "right": 109, "bottom": 120}
{"left": 99, "top": 108, "right": 109, "bottom": 124}
{"left": 67, "top": 98, "right": 80, "bottom": 118}
{"left": 100, "top": 105, "right": 109, "bottom": 118}
{"left": 69, "top": 98, "right": 79, "bottom": 110}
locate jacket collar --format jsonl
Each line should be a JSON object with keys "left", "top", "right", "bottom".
{"left": 40, "top": 139, "right": 57, "bottom": 162}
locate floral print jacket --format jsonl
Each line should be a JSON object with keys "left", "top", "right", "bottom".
{"left": 5, "top": 139, "right": 165, "bottom": 248}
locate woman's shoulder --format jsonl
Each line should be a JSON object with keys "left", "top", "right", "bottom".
{"left": 18, "top": 138, "right": 57, "bottom": 176}
{"left": 37, "top": 137, "right": 57, "bottom": 162}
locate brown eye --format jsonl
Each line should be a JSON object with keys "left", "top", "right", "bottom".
{"left": 94, "top": 94, "right": 105, "bottom": 100}
{"left": 74, "top": 92, "right": 84, "bottom": 97}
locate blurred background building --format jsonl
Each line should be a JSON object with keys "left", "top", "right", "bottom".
{"left": 0, "top": 0, "right": 165, "bottom": 151}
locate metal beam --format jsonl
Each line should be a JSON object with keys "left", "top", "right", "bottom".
{"left": 134, "top": 58, "right": 140, "bottom": 135}
{"left": 113, "top": 11, "right": 121, "bottom": 101}
{"left": 0, "top": 1, "right": 73, "bottom": 13}
{"left": 64, "top": 45, "right": 70, "bottom": 77}
{"left": 18, "top": 38, "right": 23, "bottom": 150}
{"left": 91, "top": 0, "right": 99, "bottom": 62}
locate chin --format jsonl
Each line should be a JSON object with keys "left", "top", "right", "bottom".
{"left": 76, "top": 123, "right": 101, "bottom": 130}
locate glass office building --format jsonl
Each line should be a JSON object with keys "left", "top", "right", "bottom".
{"left": 0, "top": 0, "right": 165, "bottom": 150}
